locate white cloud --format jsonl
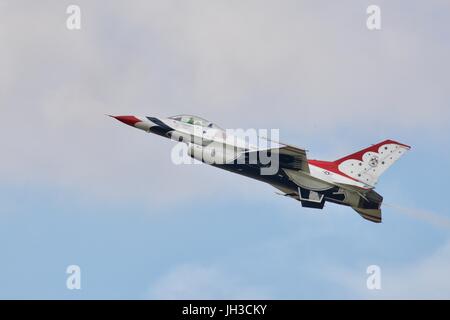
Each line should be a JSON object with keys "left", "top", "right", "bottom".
{"left": 0, "top": 0, "right": 449, "bottom": 206}
{"left": 330, "top": 240, "right": 450, "bottom": 299}
{"left": 147, "top": 263, "right": 270, "bottom": 299}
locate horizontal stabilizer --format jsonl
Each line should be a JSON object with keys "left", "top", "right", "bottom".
{"left": 353, "top": 207, "right": 382, "bottom": 223}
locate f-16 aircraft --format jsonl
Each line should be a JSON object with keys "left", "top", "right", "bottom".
{"left": 111, "top": 114, "right": 410, "bottom": 223}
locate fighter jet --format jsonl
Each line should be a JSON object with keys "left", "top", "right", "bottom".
{"left": 111, "top": 114, "right": 410, "bottom": 223}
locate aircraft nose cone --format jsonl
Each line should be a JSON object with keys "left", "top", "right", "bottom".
{"left": 110, "top": 115, "right": 142, "bottom": 127}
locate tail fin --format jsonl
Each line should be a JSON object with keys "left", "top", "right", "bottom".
{"left": 334, "top": 139, "right": 411, "bottom": 187}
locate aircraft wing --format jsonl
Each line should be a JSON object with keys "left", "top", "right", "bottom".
{"left": 276, "top": 144, "right": 310, "bottom": 173}
{"left": 239, "top": 143, "right": 310, "bottom": 173}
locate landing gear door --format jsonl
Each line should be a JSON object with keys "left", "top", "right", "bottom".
{"left": 298, "top": 187, "right": 325, "bottom": 209}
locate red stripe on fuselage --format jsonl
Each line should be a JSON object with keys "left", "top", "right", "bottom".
{"left": 308, "top": 159, "right": 362, "bottom": 183}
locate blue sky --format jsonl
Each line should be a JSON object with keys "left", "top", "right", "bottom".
{"left": 1, "top": 0, "right": 450, "bottom": 299}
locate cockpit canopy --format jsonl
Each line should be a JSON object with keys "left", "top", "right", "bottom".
{"left": 168, "top": 115, "right": 223, "bottom": 130}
